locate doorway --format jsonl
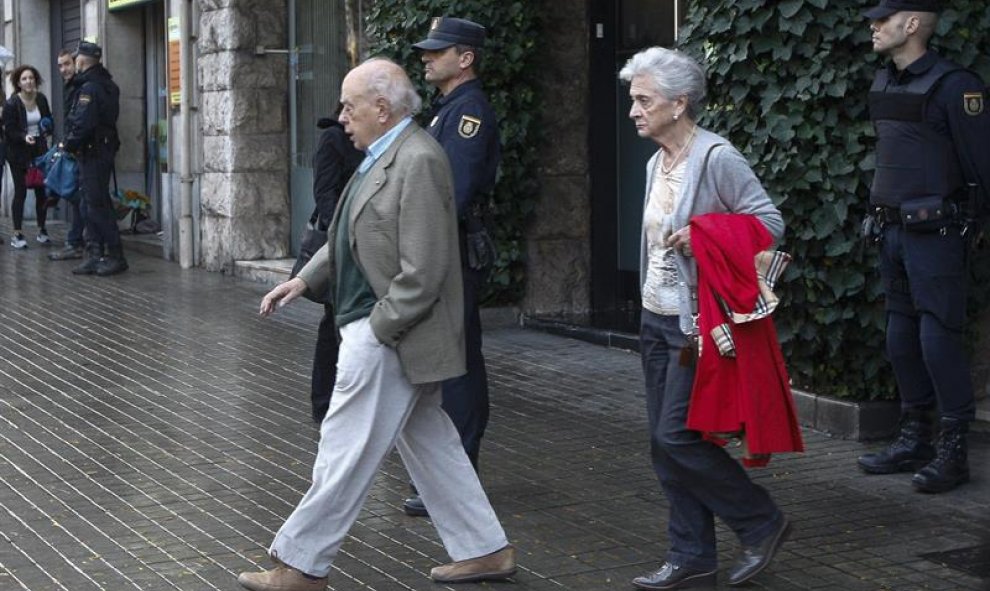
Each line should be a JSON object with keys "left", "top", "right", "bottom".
{"left": 588, "top": 0, "right": 683, "bottom": 333}
{"left": 288, "top": 0, "right": 348, "bottom": 255}
{"left": 144, "top": 3, "right": 167, "bottom": 227}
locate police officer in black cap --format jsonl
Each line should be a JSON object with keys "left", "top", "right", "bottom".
{"left": 65, "top": 41, "right": 127, "bottom": 276}
{"left": 857, "top": 0, "right": 990, "bottom": 493}
{"left": 403, "top": 17, "right": 501, "bottom": 517}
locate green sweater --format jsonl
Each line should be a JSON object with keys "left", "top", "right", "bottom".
{"left": 333, "top": 173, "right": 378, "bottom": 327}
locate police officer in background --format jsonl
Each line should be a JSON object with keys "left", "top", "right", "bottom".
{"left": 66, "top": 41, "right": 126, "bottom": 276}
{"left": 857, "top": 0, "right": 990, "bottom": 493}
{"left": 404, "top": 17, "right": 501, "bottom": 516}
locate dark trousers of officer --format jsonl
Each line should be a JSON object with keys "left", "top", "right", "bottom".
{"left": 66, "top": 197, "right": 88, "bottom": 247}
{"left": 879, "top": 225, "right": 975, "bottom": 421}
{"left": 310, "top": 303, "right": 339, "bottom": 423}
{"left": 79, "top": 147, "right": 120, "bottom": 249}
{"left": 641, "top": 311, "right": 782, "bottom": 571}
{"left": 441, "top": 266, "right": 489, "bottom": 470}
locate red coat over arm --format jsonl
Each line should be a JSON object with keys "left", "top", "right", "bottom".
{"left": 686, "top": 213, "right": 804, "bottom": 465}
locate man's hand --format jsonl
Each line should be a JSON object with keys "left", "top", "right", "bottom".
{"left": 259, "top": 277, "right": 308, "bottom": 317}
{"left": 666, "top": 226, "right": 692, "bottom": 257}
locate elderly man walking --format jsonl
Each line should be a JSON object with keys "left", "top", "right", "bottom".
{"left": 237, "top": 58, "right": 515, "bottom": 591}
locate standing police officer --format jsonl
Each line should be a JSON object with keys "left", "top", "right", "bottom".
{"left": 404, "top": 17, "right": 501, "bottom": 516}
{"left": 66, "top": 41, "right": 126, "bottom": 276}
{"left": 857, "top": 0, "right": 990, "bottom": 493}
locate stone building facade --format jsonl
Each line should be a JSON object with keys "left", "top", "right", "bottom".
{"left": 198, "top": 2, "right": 289, "bottom": 271}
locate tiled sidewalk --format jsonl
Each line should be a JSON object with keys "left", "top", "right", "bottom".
{"left": 1, "top": 237, "right": 988, "bottom": 591}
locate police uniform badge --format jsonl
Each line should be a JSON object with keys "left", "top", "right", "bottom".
{"left": 458, "top": 115, "right": 481, "bottom": 139}
{"left": 963, "top": 92, "right": 984, "bottom": 116}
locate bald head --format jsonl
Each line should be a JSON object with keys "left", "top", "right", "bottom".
{"left": 350, "top": 58, "right": 422, "bottom": 119}
{"left": 338, "top": 58, "right": 422, "bottom": 150}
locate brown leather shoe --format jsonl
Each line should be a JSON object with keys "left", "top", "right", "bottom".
{"left": 237, "top": 561, "right": 327, "bottom": 591}
{"left": 430, "top": 545, "right": 516, "bottom": 583}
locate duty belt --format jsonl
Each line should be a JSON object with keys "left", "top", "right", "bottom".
{"left": 873, "top": 205, "right": 902, "bottom": 226}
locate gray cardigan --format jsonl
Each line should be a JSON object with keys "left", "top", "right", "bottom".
{"left": 639, "top": 128, "right": 784, "bottom": 335}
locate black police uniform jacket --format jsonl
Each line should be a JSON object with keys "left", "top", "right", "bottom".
{"left": 2, "top": 92, "right": 52, "bottom": 167}
{"left": 64, "top": 64, "right": 120, "bottom": 155}
{"left": 868, "top": 51, "right": 990, "bottom": 208}
{"left": 425, "top": 79, "right": 500, "bottom": 220}
{"left": 63, "top": 75, "right": 82, "bottom": 129}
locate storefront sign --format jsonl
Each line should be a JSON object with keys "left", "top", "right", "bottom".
{"left": 108, "top": 0, "right": 158, "bottom": 12}
{"left": 168, "top": 18, "right": 181, "bottom": 107}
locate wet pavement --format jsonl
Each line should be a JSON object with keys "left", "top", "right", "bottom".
{"left": 1, "top": 226, "right": 989, "bottom": 591}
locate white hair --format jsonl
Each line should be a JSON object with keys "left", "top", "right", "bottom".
{"left": 619, "top": 47, "right": 707, "bottom": 118}
{"left": 363, "top": 57, "right": 422, "bottom": 117}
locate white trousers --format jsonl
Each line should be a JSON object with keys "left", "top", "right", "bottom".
{"left": 270, "top": 317, "right": 508, "bottom": 577}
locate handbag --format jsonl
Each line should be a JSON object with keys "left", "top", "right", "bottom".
{"left": 35, "top": 147, "right": 79, "bottom": 203}
{"left": 24, "top": 165, "right": 44, "bottom": 189}
{"left": 291, "top": 207, "right": 330, "bottom": 304}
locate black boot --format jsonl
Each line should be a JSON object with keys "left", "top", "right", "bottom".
{"left": 912, "top": 418, "right": 970, "bottom": 493}
{"left": 72, "top": 244, "right": 103, "bottom": 275}
{"left": 95, "top": 245, "right": 129, "bottom": 276}
{"left": 857, "top": 410, "right": 934, "bottom": 474}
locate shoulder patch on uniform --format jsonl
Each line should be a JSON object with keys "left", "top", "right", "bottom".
{"left": 77, "top": 94, "right": 92, "bottom": 105}
{"left": 963, "top": 92, "right": 984, "bottom": 116}
{"left": 458, "top": 115, "right": 481, "bottom": 139}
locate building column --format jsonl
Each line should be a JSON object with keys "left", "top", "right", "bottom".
{"left": 197, "top": 0, "right": 288, "bottom": 272}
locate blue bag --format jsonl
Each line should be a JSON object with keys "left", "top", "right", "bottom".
{"left": 34, "top": 147, "right": 79, "bottom": 203}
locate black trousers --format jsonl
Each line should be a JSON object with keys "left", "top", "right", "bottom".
{"left": 310, "top": 304, "right": 339, "bottom": 423}
{"left": 78, "top": 148, "right": 120, "bottom": 248}
{"left": 879, "top": 225, "right": 975, "bottom": 421}
{"left": 441, "top": 266, "right": 489, "bottom": 470}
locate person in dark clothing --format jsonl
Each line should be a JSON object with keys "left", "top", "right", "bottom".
{"left": 64, "top": 41, "right": 126, "bottom": 277}
{"left": 3, "top": 64, "right": 53, "bottom": 249}
{"left": 307, "top": 113, "right": 363, "bottom": 423}
{"left": 402, "top": 16, "right": 502, "bottom": 518}
{"left": 49, "top": 48, "right": 86, "bottom": 261}
{"left": 856, "top": 0, "right": 990, "bottom": 495}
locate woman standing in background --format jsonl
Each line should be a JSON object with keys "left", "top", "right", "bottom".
{"left": 3, "top": 64, "right": 53, "bottom": 249}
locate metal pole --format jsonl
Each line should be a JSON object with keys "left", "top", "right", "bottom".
{"left": 178, "top": 0, "right": 194, "bottom": 268}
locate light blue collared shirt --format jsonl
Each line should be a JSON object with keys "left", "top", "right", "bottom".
{"left": 357, "top": 117, "right": 413, "bottom": 174}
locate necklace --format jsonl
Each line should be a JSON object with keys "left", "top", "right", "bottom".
{"left": 660, "top": 125, "right": 697, "bottom": 175}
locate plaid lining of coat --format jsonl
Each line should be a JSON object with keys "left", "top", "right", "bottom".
{"left": 711, "top": 250, "right": 792, "bottom": 358}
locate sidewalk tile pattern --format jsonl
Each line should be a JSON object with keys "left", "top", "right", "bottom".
{"left": 1, "top": 238, "right": 989, "bottom": 590}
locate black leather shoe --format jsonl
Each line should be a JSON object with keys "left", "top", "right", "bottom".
{"left": 727, "top": 518, "right": 791, "bottom": 586}
{"left": 402, "top": 494, "right": 428, "bottom": 517}
{"left": 632, "top": 562, "right": 715, "bottom": 590}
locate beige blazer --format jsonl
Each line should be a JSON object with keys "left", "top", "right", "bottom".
{"left": 298, "top": 124, "right": 466, "bottom": 384}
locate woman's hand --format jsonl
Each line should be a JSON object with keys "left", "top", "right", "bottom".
{"left": 259, "top": 277, "right": 308, "bottom": 317}
{"left": 25, "top": 135, "right": 36, "bottom": 146}
{"left": 666, "top": 227, "right": 692, "bottom": 257}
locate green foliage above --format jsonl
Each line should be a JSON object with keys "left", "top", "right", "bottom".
{"left": 679, "top": 0, "right": 990, "bottom": 399}
{"left": 365, "top": 1, "right": 542, "bottom": 304}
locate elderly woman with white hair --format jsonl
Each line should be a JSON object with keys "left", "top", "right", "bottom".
{"left": 620, "top": 46, "right": 796, "bottom": 590}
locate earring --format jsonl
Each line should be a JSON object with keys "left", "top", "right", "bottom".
{"left": 673, "top": 113, "right": 679, "bottom": 121}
